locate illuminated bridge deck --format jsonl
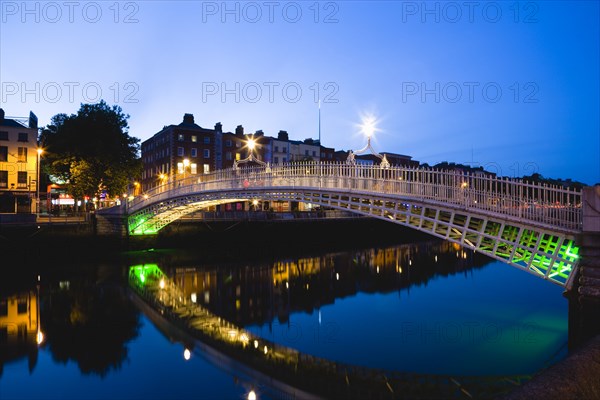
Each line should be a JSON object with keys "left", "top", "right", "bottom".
{"left": 119, "top": 163, "right": 583, "bottom": 288}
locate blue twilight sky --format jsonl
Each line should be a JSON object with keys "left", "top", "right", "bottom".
{"left": 1, "top": 1, "right": 598, "bottom": 184}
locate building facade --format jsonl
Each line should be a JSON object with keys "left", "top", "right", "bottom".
{"left": 0, "top": 109, "right": 39, "bottom": 213}
{"left": 141, "top": 114, "right": 221, "bottom": 192}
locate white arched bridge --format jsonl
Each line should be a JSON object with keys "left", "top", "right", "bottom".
{"left": 125, "top": 163, "right": 582, "bottom": 288}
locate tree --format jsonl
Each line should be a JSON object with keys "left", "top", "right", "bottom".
{"left": 40, "top": 101, "right": 141, "bottom": 206}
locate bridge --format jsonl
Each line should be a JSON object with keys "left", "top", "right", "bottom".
{"left": 105, "top": 162, "right": 594, "bottom": 288}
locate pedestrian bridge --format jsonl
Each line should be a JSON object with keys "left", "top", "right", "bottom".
{"left": 125, "top": 163, "right": 582, "bottom": 287}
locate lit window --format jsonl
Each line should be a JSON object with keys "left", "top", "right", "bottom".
{"left": 0, "top": 171, "right": 7, "bottom": 188}
{"left": 17, "top": 171, "right": 27, "bottom": 188}
{"left": 191, "top": 163, "right": 197, "bottom": 174}
{"left": 203, "top": 164, "right": 210, "bottom": 174}
{"left": 191, "top": 135, "right": 197, "bottom": 142}
{"left": 17, "top": 147, "right": 27, "bottom": 162}
{"left": 177, "top": 162, "right": 184, "bottom": 174}
{"left": 235, "top": 153, "right": 241, "bottom": 161}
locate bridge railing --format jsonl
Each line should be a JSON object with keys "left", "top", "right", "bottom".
{"left": 130, "top": 163, "right": 582, "bottom": 231}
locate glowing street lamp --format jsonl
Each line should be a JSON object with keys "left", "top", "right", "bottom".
{"left": 347, "top": 114, "right": 389, "bottom": 168}
{"left": 233, "top": 136, "right": 269, "bottom": 171}
{"left": 36, "top": 148, "right": 43, "bottom": 217}
{"left": 183, "top": 158, "right": 190, "bottom": 181}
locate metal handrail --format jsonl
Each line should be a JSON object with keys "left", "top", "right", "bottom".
{"left": 129, "top": 163, "right": 582, "bottom": 232}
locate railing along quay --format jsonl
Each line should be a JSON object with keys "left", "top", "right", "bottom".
{"left": 129, "top": 163, "right": 582, "bottom": 232}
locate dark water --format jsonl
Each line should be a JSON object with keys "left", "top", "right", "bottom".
{"left": 0, "top": 237, "right": 568, "bottom": 399}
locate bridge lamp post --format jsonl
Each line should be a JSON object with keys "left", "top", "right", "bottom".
{"left": 233, "top": 137, "right": 269, "bottom": 171}
{"left": 346, "top": 115, "right": 389, "bottom": 168}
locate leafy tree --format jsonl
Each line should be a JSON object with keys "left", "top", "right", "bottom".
{"left": 40, "top": 101, "right": 141, "bottom": 206}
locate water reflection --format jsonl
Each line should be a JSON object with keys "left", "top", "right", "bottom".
{"left": 43, "top": 280, "right": 140, "bottom": 376}
{"left": 158, "top": 241, "right": 489, "bottom": 327}
{"left": 1, "top": 271, "right": 141, "bottom": 379}
{"left": 0, "top": 286, "right": 41, "bottom": 377}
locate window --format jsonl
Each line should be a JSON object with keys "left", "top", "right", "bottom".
{"left": 312, "top": 151, "right": 316, "bottom": 157}
{"left": 17, "top": 297, "right": 27, "bottom": 314}
{"left": 18, "top": 147, "right": 27, "bottom": 162}
{"left": 203, "top": 137, "right": 210, "bottom": 144}
{"left": 191, "top": 135, "right": 197, "bottom": 143}
{"left": 282, "top": 147, "right": 287, "bottom": 153}
{"left": 274, "top": 156, "right": 279, "bottom": 164}
{"left": 0, "top": 131, "right": 7, "bottom": 141}
{"left": 282, "top": 157, "right": 287, "bottom": 162}
{"left": 203, "top": 164, "right": 210, "bottom": 174}
{"left": 225, "top": 152, "right": 232, "bottom": 160}
{"left": 18, "top": 132, "right": 28, "bottom": 142}
{"left": 177, "top": 162, "right": 184, "bottom": 174}
{"left": 275, "top": 146, "right": 279, "bottom": 152}
{"left": 178, "top": 134, "right": 184, "bottom": 141}
{"left": 225, "top": 140, "right": 232, "bottom": 147}
{"left": 235, "top": 153, "right": 241, "bottom": 161}
{"left": 305, "top": 150, "right": 309, "bottom": 156}
{"left": 177, "top": 147, "right": 184, "bottom": 156}
{"left": 191, "top": 148, "right": 197, "bottom": 157}
{"left": 17, "top": 171, "right": 27, "bottom": 188}
{"left": 203, "top": 149, "right": 210, "bottom": 158}
{"left": 0, "top": 146, "right": 7, "bottom": 162}
{"left": 235, "top": 142, "right": 241, "bottom": 148}
{"left": 191, "top": 163, "right": 197, "bottom": 174}
{"left": 0, "top": 171, "right": 7, "bottom": 188}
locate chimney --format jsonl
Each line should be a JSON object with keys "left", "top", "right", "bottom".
{"left": 235, "top": 125, "right": 244, "bottom": 137}
{"left": 0, "top": 108, "right": 4, "bottom": 124}
{"left": 255, "top": 130, "right": 264, "bottom": 137}
{"left": 277, "top": 130, "right": 289, "bottom": 141}
{"left": 183, "top": 113, "right": 195, "bottom": 124}
{"left": 214, "top": 122, "right": 222, "bottom": 133}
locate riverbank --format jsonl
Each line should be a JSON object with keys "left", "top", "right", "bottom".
{"left": 0, "top": 218, "right": 434, "bottom": 260}
{"left": 503, "top": 334, "right": 600, "bottom": 400}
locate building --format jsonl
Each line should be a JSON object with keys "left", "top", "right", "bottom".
{"left": 141, "top": 114, "right": 222, "bottom": 192}
{"left": 0, "top": 109, "right": 39, "bottom": 214}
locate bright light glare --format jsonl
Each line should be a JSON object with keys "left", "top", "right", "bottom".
{"left": 36, "top": 331, "right": 44, "bottom": 345}
{"left": 248, "top": 390, "right": 257, "bottom": 400}
{"left": 183, "top": 348, "right": 191, "bottom": 360}
{"left": 159, "top": 279, "right": 165, "bottom": 289}
{"left": 360, "top": 115, "right": 378, "bottom": 138}
{"left": 247, "top": 138, "right": 256, "bottom": 150}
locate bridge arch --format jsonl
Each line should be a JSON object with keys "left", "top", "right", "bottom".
{"left": 125, "top": 163, "right": 582, "bottom": 287}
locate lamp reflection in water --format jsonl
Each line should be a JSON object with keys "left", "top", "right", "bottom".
{"left": 183, "top": 348, "right": 191, "bottom": 361}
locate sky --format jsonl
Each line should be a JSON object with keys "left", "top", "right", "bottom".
{"left": 1, "top": 1, "right": 599, "bottom": 184}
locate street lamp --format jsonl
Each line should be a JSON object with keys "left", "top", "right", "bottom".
{"left": 233, "top": 136, "right": 269, "bottom": 171}
{"left": 183, "top": 158, "right": 190, "bottom": 182}
{"left": 346, "top": 114, "right": 389, "bottom": 168}
{"left": 36, "top": 148, "right": 43, "bottom": 218}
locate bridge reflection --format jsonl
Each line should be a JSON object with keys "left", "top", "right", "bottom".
{"left": 129, "top": 241, "right": 532, "bottom": 399}
{"left": 162, "top": 241, "right": 489, "bottom": 327}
